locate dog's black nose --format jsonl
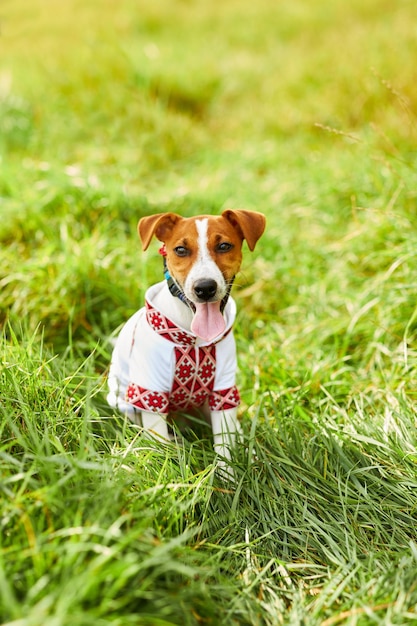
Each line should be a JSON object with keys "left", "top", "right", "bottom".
{"left": 194, "top": 279, "right": 218, "bottom": 301}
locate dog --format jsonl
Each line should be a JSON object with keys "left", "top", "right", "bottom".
{"left": 107, "top": 209, "right": 265, "bottom": 466}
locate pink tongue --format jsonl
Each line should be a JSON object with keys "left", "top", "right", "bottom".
{"left": 191, "top": 302, "right": 225, "bottom": 342}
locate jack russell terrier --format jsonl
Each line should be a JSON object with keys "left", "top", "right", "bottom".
{"left": 107, "top": 209, "right": 266, "bottom": 463}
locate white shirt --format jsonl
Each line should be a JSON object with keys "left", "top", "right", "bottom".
{"left": 107, "top": 282, "right": 240, "bottom": 417}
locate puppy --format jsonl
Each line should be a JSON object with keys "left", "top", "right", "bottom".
{"left": 107, "top": 209, "right": 265, "bottom": 465}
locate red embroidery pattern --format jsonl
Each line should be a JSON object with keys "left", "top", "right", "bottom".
{"left": 209, "top": 387, "right": 241, "bottom": 411}
{"left": 126, "top": 384, "right": 169, "bottom": 413}
{"left": 170, "top": 346, "right": 215, "bottom": 410}
{"left": 146, "top": 302, "right": 194, "bottom": 346}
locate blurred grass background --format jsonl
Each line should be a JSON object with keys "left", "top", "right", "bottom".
{"left": 2, "top": 0, "right": 417, "bottom": 624}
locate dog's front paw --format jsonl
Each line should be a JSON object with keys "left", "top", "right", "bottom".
{"left": 216, "top": 459, "right": 236, "bottom": 483}
{"left": 140, "top": 411, "right": 170, "bottom": 441}
{"left": 214, "top": 445, "right": 237, "bottom": 483}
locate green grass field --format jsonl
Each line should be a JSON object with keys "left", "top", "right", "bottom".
{"left": 2, "top": 0, "right": 417, "bottom": 623}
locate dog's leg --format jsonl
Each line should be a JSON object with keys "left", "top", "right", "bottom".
{"left": 140, "top": 411, "right": 170, "bottom": 441}
{"left": 211, "top": 408, "right": 242, "bottom": 479}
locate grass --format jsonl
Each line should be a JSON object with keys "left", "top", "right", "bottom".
{"left": 2, "top": 0, "right": 417, "bottom": 623}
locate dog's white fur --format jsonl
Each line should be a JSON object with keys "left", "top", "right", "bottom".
{"left": 183, "top": 219, "right": 227, "bottom": 303}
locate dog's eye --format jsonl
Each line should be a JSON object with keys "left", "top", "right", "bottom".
{"left": 216, "top": 242, "right": 233, "bottom": 253}
{"left": 174, "top": 246, "right": 190, "bottom": 257}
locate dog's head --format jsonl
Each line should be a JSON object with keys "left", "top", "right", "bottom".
{"left": 138, "top": 209, "right": 266, "bottom": 340}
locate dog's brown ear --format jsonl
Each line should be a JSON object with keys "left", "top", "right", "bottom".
{"left": 138, "top": 213, "right": 182, "bottom": 251}
{"left": 222, "top": 209, "right": 266, "bottom": 251}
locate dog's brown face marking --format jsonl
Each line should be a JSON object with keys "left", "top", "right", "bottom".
{"left": 164, "top": 216, "right": 243, "bottom": 297}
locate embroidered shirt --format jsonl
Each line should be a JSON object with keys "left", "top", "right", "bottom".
{"left": 107, "top": 281, "right": 240, "bottom": 416}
